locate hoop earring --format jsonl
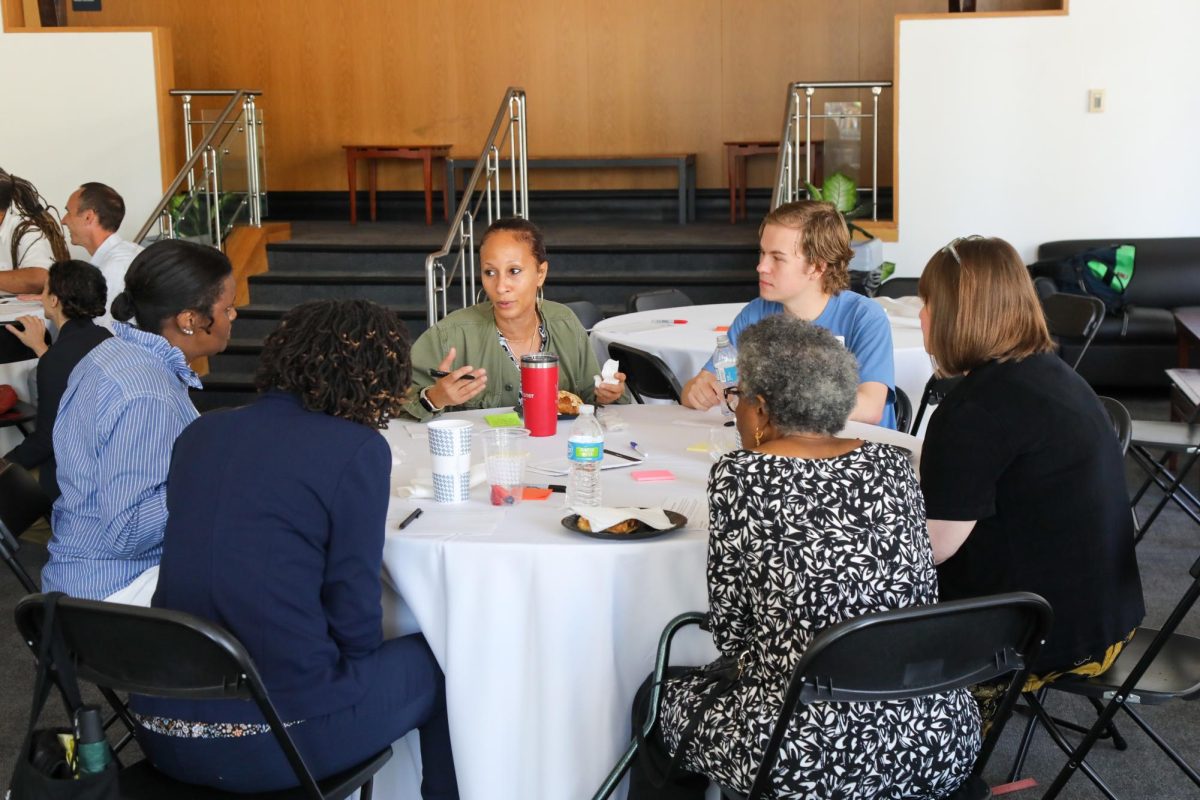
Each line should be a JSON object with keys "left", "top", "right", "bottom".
{"left": 537, "top": 286, "right": 545, "bottom": 307}
{"left": 754, "top": 427, "right": 763, "bottom": 447}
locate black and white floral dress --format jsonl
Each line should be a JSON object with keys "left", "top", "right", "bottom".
{"left": 658, "top": 443, "right": 980, "bottom": 798}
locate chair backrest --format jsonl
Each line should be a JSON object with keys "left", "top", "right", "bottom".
{"left": 1098, "top": 396, "right": 1132, "bottom": 456}
{"left": 874, "top": 277, "right": 919, "bottom": 299}
{"left": 607, "top": 342, "right": 682, "bottom": 403}
{"left": 563, "top": 300, "right": 604, "bottom": 331}
{"left": 14, "top": 594, "right": 326, "bottom": 799}
{"left": 910, "top": 374, "right": 963, "bottom": 433}
{"left": 893, "top": 386, "right": 912, "bottom": 435}
{"left": 743, "top": 592, "right": 1052, "bottom": 800}
{"left": 1040, "top": 291, "right": 1105, "bottom": 371}
{"left": 0, "top": 459, "right": 51, "bottom": 593}
{"left": 627, "top": 288, "right": 693, "bottom": 313}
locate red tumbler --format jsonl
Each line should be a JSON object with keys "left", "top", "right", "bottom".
{"left": 520, "top": 353, "right": 559, "bottom": 437}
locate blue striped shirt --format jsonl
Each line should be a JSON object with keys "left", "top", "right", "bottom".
{"left": 44, "top": 323, "right": 203, "bottom": 599}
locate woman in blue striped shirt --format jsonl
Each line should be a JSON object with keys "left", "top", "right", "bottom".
{"left": 44, "top": 239, "right": 237, "bottom": 602}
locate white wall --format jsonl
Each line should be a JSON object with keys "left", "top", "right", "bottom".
{"left": 886, "top": 0, "right": 1200, "bottom": 274}
{"left": 0, "top": 8, "right": 164, "bottom": 253}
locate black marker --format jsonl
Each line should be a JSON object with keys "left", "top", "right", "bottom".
{"left": 429, "top": 369, "right": 477, "bottom": 381}
{"left": 397, "top": 508, "right": 424, "bottom": 530}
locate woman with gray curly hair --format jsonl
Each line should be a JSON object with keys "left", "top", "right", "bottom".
{"left": 628, "top": 314, "right": 981, "bottom": 800}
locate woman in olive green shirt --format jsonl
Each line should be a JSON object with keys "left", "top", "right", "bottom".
{"left": 403, "top": 218, "right": 630, "bottom": 420}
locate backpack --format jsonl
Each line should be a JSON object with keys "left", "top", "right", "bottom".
{"left": 1029, "top": 245, "right": 1136, "bottom": 315}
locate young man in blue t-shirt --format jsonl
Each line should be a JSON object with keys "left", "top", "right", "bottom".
{"left": 681, "top": 200, "right": 897, "bottom": 429}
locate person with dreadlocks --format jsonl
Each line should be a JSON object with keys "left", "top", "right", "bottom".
{"left": 134, "top": 299, "right": 459, "bottom": 799}
{"left": 0, "top": 168, "right": 69, "bottom": 293}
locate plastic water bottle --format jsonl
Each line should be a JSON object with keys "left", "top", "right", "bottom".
{"left": 567, "top": 404, "right": 604, "bottom": 508}
{"left": 74, "top": 705, "right": 111, "bottom": 776}
{"left": 711, "top": 334, "right": 738, "bottom": 416}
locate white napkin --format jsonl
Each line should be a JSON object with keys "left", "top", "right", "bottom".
{"left": 395, "top": 463, "right": 487, "bottom": 498}
{"left": 571, "top": 506, "right": 675, "bottom": 531}
{"left": 594, "top": 358, "right": 621, "bottom": 388}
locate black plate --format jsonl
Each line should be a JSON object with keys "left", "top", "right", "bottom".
{"left": 561, "top": 510, "right": 687, "bottom": 541}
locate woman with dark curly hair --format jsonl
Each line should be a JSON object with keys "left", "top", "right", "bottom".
{"left": 3, "top": 259, "right": 111, "bottom": 498}
{"left": 134, "top": 300, "right": 458, "bottom": 799}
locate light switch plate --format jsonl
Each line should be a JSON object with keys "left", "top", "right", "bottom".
{"left": 1088, "top": 89, "right": 1106, "bottom": 113}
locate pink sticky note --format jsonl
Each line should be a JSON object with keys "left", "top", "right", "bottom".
{"left": 714, "top": 325, "right": 730, "bottom": 332}
{"left": 631, "top": 469, "right": 675, "bottom": 482}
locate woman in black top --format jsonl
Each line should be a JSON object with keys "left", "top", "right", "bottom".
{"left": 3, "top": 260, "right": 110, "bottom": 497}
{"left": 917, "top": 235, "right": 1143, "bottom": 681}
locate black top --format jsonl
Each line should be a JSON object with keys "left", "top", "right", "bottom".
{"left": 3, "top": 319, "right": 111, "bottom": 498}
{"left": 920, "top": 352, "right": 1144, "bottom": 672}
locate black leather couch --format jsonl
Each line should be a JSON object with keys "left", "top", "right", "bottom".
{"left": 1037, "top": 238, "right": 1200, "bottom": 388}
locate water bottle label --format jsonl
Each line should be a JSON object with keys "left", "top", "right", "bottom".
{"left": 717, "top": 364, "right": 738, "bottom": 385}
{"left": 567, "top": 440, "right": 603, "bottom": 462}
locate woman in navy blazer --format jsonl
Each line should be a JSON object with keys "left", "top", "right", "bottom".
{"left": 133, "top": 300, "right": 458, "bottom": 798}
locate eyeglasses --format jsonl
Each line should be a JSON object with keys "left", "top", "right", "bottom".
{"left": 941, "top": 235, "right": 986, "bottom": 266}
{"left": 723, "top": 385, "right": 741, "bottom": 413}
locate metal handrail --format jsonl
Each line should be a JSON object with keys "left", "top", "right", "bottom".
{"left": 771, "top": 80, "right": 892, "bottom": 219}
{"left": 136, "top": 89, "right": 264, "bottom": 246}
{"left": 425, "top": 87, "right": 528, "bottom": 326}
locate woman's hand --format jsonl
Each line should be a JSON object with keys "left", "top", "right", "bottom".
{"left": 681, "top": 370, "right": 722, "bottom": 410}
{"left": 594, "top": 371, "right": 627, "bottom": 405}
{"left": 426, "top": 347, "right": 488, "bottom": 410}
{"left": 4, "top": 316, "right": 48, "bottom": 357}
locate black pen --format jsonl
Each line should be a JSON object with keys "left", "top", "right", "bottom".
{"left": 397, "top": 508, "right": 424, "bottom": 530}
{"left": 429, "top": 369, "right": 477, "bottom": 381}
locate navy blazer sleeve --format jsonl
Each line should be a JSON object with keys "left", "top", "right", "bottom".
{"left": 321, "top": 432, "right": 391, "bottom": 659}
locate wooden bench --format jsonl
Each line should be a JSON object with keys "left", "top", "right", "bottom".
{"left": 445, "top": 154, "right": 697, "bottom": 225}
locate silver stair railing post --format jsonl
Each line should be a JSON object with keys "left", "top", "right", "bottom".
{"left": 136, "top": 90, "right": 264, "bottom": 246}
{"left": 425, "top": 87, "right": 528, "bottom": 325}
{"left": 770, "top": 80, "right": 892, "bottom": 213}
{"left": 182, "top": 93, "right": 195, "bottom": 193}
{"left": 209, "top": 144, "right": 223, "bottom": 250}
{"left": 243, "top": 93, "right": 262, "bottom": 227}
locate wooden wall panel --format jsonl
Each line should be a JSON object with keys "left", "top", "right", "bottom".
{"left": 64, "top": 0, "right": 1061, "bottom": 193}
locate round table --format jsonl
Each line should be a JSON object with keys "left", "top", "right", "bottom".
{"left": 373, "top": 404, "right": 923, "bottom": 800}
{"left": 589, "top": 302, "right": 932, "bottom": 415}
{"left": 0, "top": 301, "right": 44, "bottom": 453}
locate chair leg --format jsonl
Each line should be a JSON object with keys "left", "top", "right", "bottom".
{"left": 1118, "top": 704, "right": 1200, "bottom": 788}
{"left": 360, "top": 776, "right": 374, "bottom": 800}
{"left": 1027, "top": 694, "right": 1120, "bottom": 800}
{"left": 1131, "top": 448, "right": 1200, "bottom": 542}
{"left": 1087, "top": 697, "right": 1127, "bottom": 751}
{"left": 1006, "top": 690, "right": 1045, "bottom": 783}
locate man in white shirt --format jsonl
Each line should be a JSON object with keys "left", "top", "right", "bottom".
{"left": 62, "top": 183, "right": 143, "bottom": 327}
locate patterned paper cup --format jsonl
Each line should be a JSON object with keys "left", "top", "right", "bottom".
{"left": 428, "top": 420, "right": 474, "bottom": 502}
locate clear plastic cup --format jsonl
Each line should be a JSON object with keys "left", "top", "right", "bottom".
{"left": 483, "top": 428, "right": 530, "bottom": 506}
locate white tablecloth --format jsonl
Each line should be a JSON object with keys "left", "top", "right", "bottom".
{"left": 0, "top": 301, "right": 44, "bottom": 453}
{"left": 373, "top": 404, "right": 923, "bottom": 800}
{"left": 590, "top": 302, "right": 932, "bottom": 414}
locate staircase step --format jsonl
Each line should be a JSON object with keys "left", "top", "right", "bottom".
{"left": 191, "top": 372, "right": 257, "bottom": 413}
{"left": 230, "top": 303, "right": 430, "bottom": 339}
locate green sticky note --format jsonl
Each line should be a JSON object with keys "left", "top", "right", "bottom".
{"left": 485, "top": 412, "right": 522, "bottom": 428}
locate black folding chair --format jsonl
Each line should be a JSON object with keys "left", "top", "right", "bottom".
{"left": 1020, "top": 554, "right": 1200, "bottom": 800}
{"left": 627, "top": 289, "right": 693, "bottom": 313}
{"left": 0, "top": 458, "right": 50, "bottom": 593}
{"left": 607, "top": 342, "right": 683, "bottom": 404}
{"left": 592, "top": 592, "right": 1052, "bottom": 800}
{"left": 1040, "top": 290, "right": 1105, "bottom": 371}
{"left": 563, "top": 300, "right": 604, "bottom": 332}
{"left": 911, "top": 374, "right": 963, "bottom": 433}
{"left": 894, "top": 386, "right": 913, "bottom": 435}
{"left": 1127, "top": 403, "right": 1200, "bottom": 543}
{"left": 874, "top": 277, "right": 919, "bottom": 298}
{"left": 14, "top": 593, "right": 392, "bottom": 800}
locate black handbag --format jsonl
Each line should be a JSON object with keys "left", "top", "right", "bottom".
{"left": 8, "top": 593, "right": 118, "bottom": 800}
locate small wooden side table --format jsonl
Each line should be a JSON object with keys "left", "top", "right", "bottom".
{"left": 724, "top": 140, "right": 824, "bottom": 223}
{"left": 343, "top": 145, "right": 452, "bottom": 226}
